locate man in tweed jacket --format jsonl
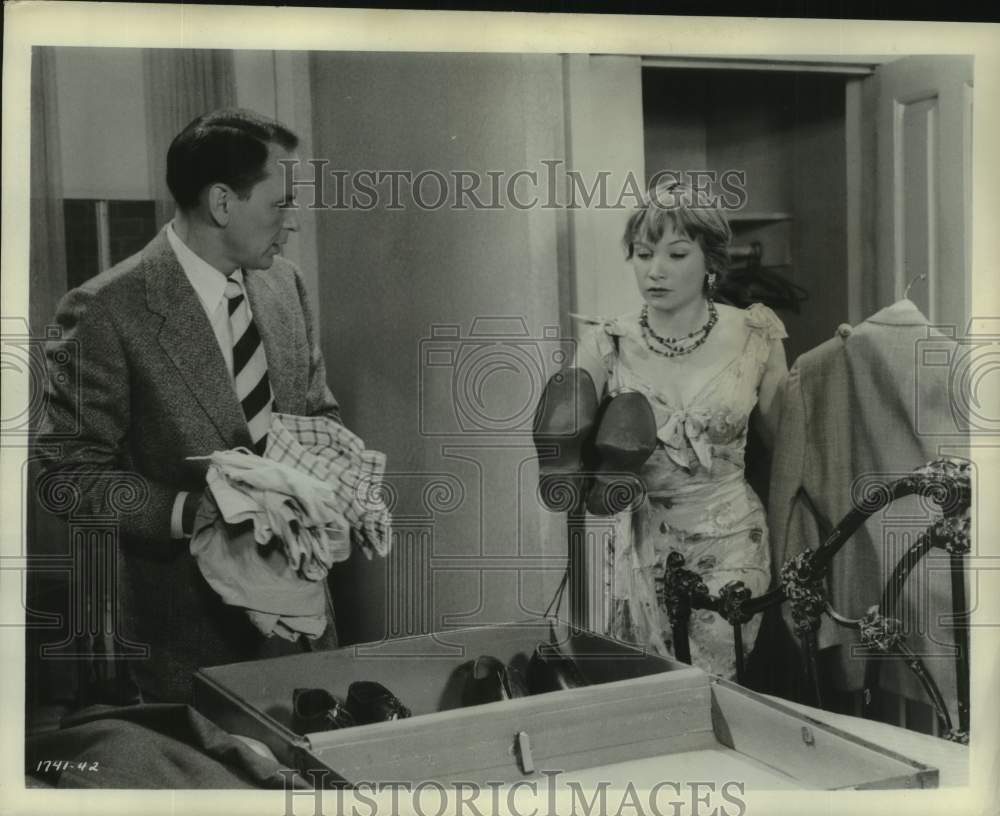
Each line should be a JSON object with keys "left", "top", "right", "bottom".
{"left": 40, "top": 109, "right": 340, "bottom": 702}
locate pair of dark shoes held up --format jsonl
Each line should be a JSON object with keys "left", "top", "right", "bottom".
{"left": 533, "top": 367, "right": 657, "bottom": 516}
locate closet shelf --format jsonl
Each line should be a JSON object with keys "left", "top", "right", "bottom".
{"left": 726, "top": 211, "right": 793, "bottom": 224}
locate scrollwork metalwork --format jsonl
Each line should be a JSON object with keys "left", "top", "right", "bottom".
{"left": 662, "top": 551, "right": 709, "bottom": 628}
{"left": 901, "top": 457, "right": 971, "bottom": 517}
{"left": 717, "top": 580, "right": 753, "bottom": 625}
{"left": 926, "top": 513, "right": 971, "bottom": 556}
{"left": 857, "top": 605, "right": 904, "bottom": 652}
{"left": 779, "top": 550, "right": 826, "bottom": 636}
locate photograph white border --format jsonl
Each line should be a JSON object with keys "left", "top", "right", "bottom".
{"left": 2, "top": 4, "right": 998, "bottom": 815}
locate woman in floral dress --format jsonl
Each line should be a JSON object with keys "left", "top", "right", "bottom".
{"left": 573, "top": 181, "right": 788, "bottom": 678}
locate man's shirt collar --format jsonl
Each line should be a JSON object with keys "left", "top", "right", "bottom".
{"left": 166, "top": 221, "right": 244, "bottom": 312}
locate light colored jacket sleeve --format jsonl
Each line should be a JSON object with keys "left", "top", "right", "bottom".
{"left": 767, "top": 363, "right": 812, "bottom": 581}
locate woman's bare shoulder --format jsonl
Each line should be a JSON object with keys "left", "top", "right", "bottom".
{"left": 714, "top": 302, "right": 750, "bottom": 341}
{"left": 714, "top": 302, "right": 744, "bottom": 323}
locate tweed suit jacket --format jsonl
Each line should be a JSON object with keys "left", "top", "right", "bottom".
{"left": 40, "top": 227, "right": 341, "bottom": 701}
{"left": 767, "top": 299, "right": 964, "bottom": 716}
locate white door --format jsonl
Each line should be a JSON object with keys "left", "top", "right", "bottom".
{"left": 862, "top": 56, "right": 973, "bottom": 330}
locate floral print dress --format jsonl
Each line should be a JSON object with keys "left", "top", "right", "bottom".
{"left": 574, "top": 303, "right": 787, "bottom": 679}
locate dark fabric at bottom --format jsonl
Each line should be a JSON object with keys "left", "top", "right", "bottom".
{"left": 25, "top": 703, "right": 311, "bottom": 789}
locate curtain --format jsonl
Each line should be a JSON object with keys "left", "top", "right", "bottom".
{"left": 27, "top": 47, "right": 75, "bottom": 711}
{"left": 29, "top": 47, "right": 68, "bottom": 333}
{"left": 28, "top": 46, "right": 68, "bottom": 562}
{"left": 143, "top": 49, "right": 237, "bottom": 229}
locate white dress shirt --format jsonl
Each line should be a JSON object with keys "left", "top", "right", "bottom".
{"left": 165, "top": 222, "right": 251, "bottom": 538}
{"left": 166, "top": 222, "right": 243, "bottom": 376}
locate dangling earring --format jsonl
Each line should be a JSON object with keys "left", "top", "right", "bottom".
{"left": 706, "top": 272, "right": 717, "bottom": 300}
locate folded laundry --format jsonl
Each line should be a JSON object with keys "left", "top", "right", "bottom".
{"left": 191, "top": 493, "right": 330, "bottom": 641}
{"left": 205, "top": 460, "right": 351, "bottom": 580}
{"left": 266, "top": 413, "right": 392, "bottom": 559}
{"left": 189, "top": 413, "right": 392, "bottom": 639}
{"left": 207, "top": 450, "right": 349, "bottom": 534}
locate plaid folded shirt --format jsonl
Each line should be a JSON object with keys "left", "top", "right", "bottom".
{"left": 265, "top": 413, "right": 391, "bottom": 558}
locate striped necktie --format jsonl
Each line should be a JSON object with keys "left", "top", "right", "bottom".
{"left": 225, "top": 273, "right": 273, "bottom": 455}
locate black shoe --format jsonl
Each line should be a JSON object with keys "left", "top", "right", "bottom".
{"left": 462, "top": 655, "right": 528, "bottom": 706}
{"left": 587, "top": 391, "right": 657, "bottom": 516}
{"left": 345, "top": 680, "right": 411, "bottom": 724}
{"left": 533, "top": 368, "right": 600, "bottom": 512}
{"left": 527, "top": 642, "right": 588, "bottom": 693}
{"left": 291, "top": 687, "right": 356, "bottom": 734}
